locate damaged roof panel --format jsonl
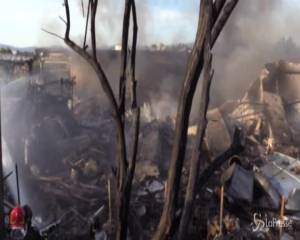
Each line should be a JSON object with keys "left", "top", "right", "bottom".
{"left": 261, "top": 152, "right": 300, "bottom": 198}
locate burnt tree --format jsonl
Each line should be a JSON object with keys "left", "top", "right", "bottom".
{"left": 152, "top": 0, "right": 239, "bottom": 239}
{"left": 57, "top": 1, "right": 140, "bottom": 239}
{"left": 177, "top": 1, "right": 214, "bottom": 237}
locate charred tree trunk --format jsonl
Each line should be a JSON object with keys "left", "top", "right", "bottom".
{"left": 153, "top": 2, "right": 210, "bottom": 238}
{"left": 177, "top": 1, "right": 213, "bottom": 237}
{"left": 117, "top": 1, "right": 139, "bottom": 239}
{"left": 119, "top": 0, "right": 131, "bottom": 119}
{"left": 116, "top": 1, "right": 132, "bottom": 238}
{"left": 153, "top": 1, "right": 239, "bottom": 239}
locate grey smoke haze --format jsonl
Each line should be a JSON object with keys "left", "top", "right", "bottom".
{"left": 211, "top": 0, "right": 300, "bottom": 105}
{"left": 60, "top": 0, "right": 300, "bottom": 118}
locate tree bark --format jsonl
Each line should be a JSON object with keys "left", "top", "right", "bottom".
{"left": 130, "top": 0, "right": 138, "bottom": 109}
{"left": 119, "top": 0, "right": 131, "bottom": 119}
{"left": 177, "top": 1, "right": 213, "bottom": 236}
{"left": 152, "top": 1, "right": 210, "bottom": 239}
{"left": 116, "top": 1, "right": 139, "bottom": 239}
{"left": 153, "top": 1, "right": 239, "bottom": 239}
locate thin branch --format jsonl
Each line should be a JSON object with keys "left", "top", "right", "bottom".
{"left": 211, "top": 0, "right": 239, "bottom": 46}
{"left": 59, "top": 16, "right": 67, "bottom": 25}
{"left": 126, "top": 0, "right": 139, "bottom": 200}
{"left": 118, "top": 107, "right": 140, "bottom": 240}
{"left": 128, "top": 108, "right": 140, "bottom": 178}
{"left": 117, "top": 0, "right": 132, "bottom": 186}
{"left": 41, "top": 28, "right": 64, "bottom": 40}
{"left": 212, "top": 0, "right": 226, "bottom": 20}
{"left": 81, "top": 0, "right": 85, "bottom": 17}
{"left": 83, "top": 0, "right": 91, "bottom": 50}
{"left": 124, "top": 0, "right": 139, "bottom": 218}
{"left": 130, "top": 0, "right": 138, "bottom": 109}
{"left": 90, "top": 0, "right": 98, "bottom": 59}
{"left": 64, "top": 0, "right": 71, "bottom": 40}
{"left": 119, "top": 0, "right": 132, "bottom": 119}
{"left": 122, "top": 117, "right": 139, "bottom": 230}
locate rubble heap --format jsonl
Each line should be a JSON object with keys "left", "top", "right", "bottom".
{"left": 3, "top": 59, "right": 300, "bottom": 239}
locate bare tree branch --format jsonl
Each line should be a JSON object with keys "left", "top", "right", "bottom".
{"left": 115, "top": 0, "right": 131, "bottom": 196}
{"left": 128, "top": 110, "right": 140, "bottom": 180}
{"left": 212, "top": 0, "right": 226, "bottom": 20}
{"left": 64, "top": 0, "right": 71, "bottom": 40}
{"left": 211, "top": 0, "right": 239, "bottom": 46}
{"left": 63, "top": 0, "right": 127, "bottom": 189}
{"left": 81, "top": 0, "right": 85, "bottom": 17}
{"left": 59, "top": 16, "right": 67, "bottom": 25}
{"left": 178, "top": 1, "right": 213, "bottom": 236}
{"left": 119, "top": 107, "right": 140, "bottom": 240}
{"left": 52, "top": 1, "right": 139, "bottom": 240}
{"left": 116, "top": 1, "right": 140, "bottom": 239}
{"left": 130, "top": 0, "right": 138, "bottom": 109}
{"left": 83, "top": 0, "right": 91, "bottom": 50}
{"left": 41, "top": 28, "right": 64, "bottom": 40}
{"left": 90, "top": 0, "right": 98, "bottom": 60}
{"left": 119, "top": 0, "right": 132, "bottom": 119}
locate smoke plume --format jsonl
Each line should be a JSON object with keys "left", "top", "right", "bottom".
{"left": 46, "top": 0, "right": 300, "bottom": 117}
{"left": 211, "top": 0, "right": 300, "bottom": 106}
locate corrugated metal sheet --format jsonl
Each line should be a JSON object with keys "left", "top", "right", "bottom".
{"left": 261, "top": 152, "right": 300, "bottom": 199}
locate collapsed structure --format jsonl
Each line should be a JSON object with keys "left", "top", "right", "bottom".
{"left": 195, "top": 60, "right": 300, "bottom": 239}
{"left": 1, "top": 47, "right": 300, "bottom": 239}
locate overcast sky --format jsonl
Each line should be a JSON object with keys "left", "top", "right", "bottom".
{"left": 1, "top": 0, "right": 300, "bottom": 48}
{"left": 0, "top": 0, "right": 199, "bottom": 47}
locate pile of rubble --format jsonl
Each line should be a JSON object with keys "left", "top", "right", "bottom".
{"left": 3, "top": 59, "right": 300, "bottom": 239}
{"left": 187, "top": 60, "right": 300, "bottom": 239}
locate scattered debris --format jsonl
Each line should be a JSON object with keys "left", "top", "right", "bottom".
{"left": 3, "top": 47, "right": 300, "bottom": 239}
